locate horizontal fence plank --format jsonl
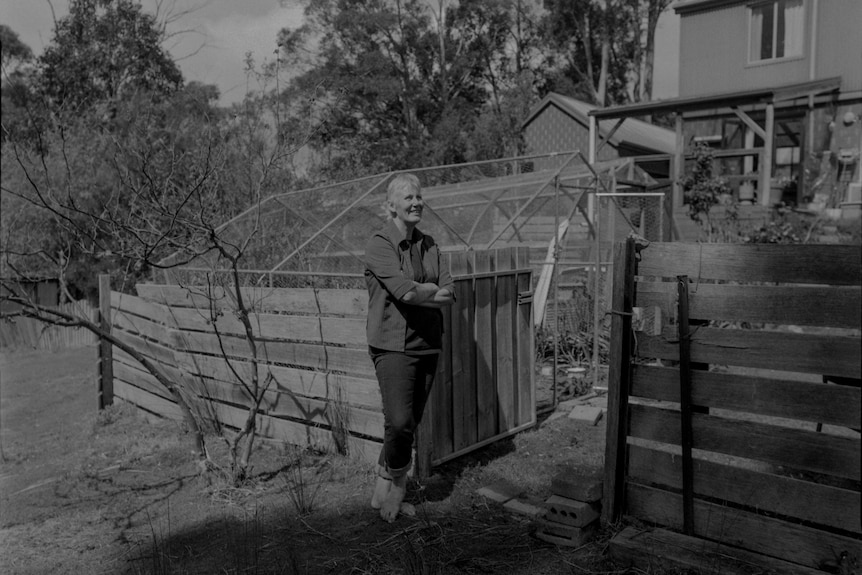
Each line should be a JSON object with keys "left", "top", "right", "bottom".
{"left": 637, "top": 243, "right": 862, "bottom": 285}
{"left": 629, "top": 403, "right": 861, "bottom": 480}
{"left": 175, "top": 331, "right": 375, "bottom": 377}
{"left": 110, "top": 307, "right": 175, "bottom": 344}
{"left": 168, "top": 308, "right": 367, "bottom": 347}
{"left": 113, "top": 380, "right": 185, "bottom": 422}
{"left": 136, "top": 284, "right": 368, "bottom": 316}
{"left": 637, "top": 327, "right": 861, "bottom": 379}
{"left": 205, "top": 401, "right": 379, "bottom": 465}
{"left": 112, "top": 329, "right": 178, "bottom": 368}
{"left": 177, "top": 353, "right": 380, "bottom": 410}
{"left": 186, "top": 376, "right": 383, "bottom": 439}
{"left": 113, "top": 356, "right": 175, "bottom": 401}
{"left": 625, "top": 483, "right": 862, "bottom": 571}
{"left": 111, "top": 292, "right": 171, "bottom": 325}
{"left": 627, "top": 444, "right": 861, "bottom": 533}
{"left": 632, "top": 365, "right": 861, "bottom": 429}
{"left": 637, "top": 282, "right": 862, "bottom": 329}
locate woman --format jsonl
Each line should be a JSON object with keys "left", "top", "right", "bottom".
{"left": 364, "top": 173, "right": 455, "bottom": 522}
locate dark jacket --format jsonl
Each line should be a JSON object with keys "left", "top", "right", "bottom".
{"left": 364, "top": 220, "right": 455, "bottom": 352}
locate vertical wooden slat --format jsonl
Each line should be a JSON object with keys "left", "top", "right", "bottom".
{"left": 474, "top": 250, "right": 498, "bottom": 440}
{"left": 495, "top": 248, "right": 516, "bottom": 433}
{"left": 450, "top": 251, "right": 476, "bottom": 451}
{"left": 433, "top": 303, "right": 454, "bottom": 461}
{"left": 99, "top": 275, "right": 114, "bottom": 409}
{"left": 603, "top": 239, "right": 637, "bottom": 524}
{"left": 515, "top": 247, "right": 534, "bottom": 426}
{"left": 677, "top": 275, "right": 695, "bottom": 535}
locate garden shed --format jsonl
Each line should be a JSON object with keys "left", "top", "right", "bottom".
{"left": 522, "top": 92, "right": 675, "bottom": 180}
{"left": 101, "top": 153, "right": 670, "bottom": 474}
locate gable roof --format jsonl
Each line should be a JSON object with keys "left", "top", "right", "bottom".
{"left": 522, "top": 93, "right": 676, "bottom": 154}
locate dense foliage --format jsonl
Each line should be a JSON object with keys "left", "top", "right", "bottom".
{"left": 1, "top": 0, "right": 673, "bottom": 295}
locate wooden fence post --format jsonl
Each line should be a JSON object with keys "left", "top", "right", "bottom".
{"left": 98, "top": 274, "right": 113, "bottom": 409}
{"left": 602, "top": 238, "right": 637, "bottom": 525}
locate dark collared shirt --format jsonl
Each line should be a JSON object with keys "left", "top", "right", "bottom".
{"left": 364, "top": 220, "right": 455, "bottom": 353}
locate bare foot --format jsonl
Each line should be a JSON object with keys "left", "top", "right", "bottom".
{"left": 379, "top": 474, "right": 407, "bottom": 523}
{"left": 399, "top": 502, "right": 416, "bottom": 517}
{"left": 370, "top": 476, "right": 390, "bottom": 510}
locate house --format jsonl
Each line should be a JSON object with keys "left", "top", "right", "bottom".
{"left": 522, "top": 93, "right": 676, "bottom": 179}
{"left": 589, "top": 0, "right": 862, "bottom": 217}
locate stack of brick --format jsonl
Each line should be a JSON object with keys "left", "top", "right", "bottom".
{"left": 535, "top": 469, "right": 603, "bottom": 547}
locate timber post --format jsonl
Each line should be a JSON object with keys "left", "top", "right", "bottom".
{"left": 98, "top": 274, "right": 113, "bottom": 409}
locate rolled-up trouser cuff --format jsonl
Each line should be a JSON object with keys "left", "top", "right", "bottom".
{"left": 386, "top": 461, "right": 411, "bottom": 480}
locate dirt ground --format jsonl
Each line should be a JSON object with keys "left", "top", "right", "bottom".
{"left": 0, "top": 347, "right": 614, "bottom": 575}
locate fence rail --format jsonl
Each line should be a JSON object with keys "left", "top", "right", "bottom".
{"left": 604, "top": 241, "right": 862, "bottom": 572}
{"left": 103, "top": 248, "right": 534, "bottom": 473}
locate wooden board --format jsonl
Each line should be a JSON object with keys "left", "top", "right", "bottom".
{"left": 180, "top": 375, "right": 383, "bottom": 439}
{"left": 110, "top": 307, "right": 176, "bottom": 344}
{"left": 432, "top": 303, "right": 454, "bottom": 461}
{"left": 450, "top": 251, "right": 477, "bottom": 451}
{"left": 629, "top": 403, "right": 861, "bottom": 481}
{"left": 112, "top": 329, "right": 178, "bottom": 368}
{"left": 603, "top": 239, "right": 636, "bottom": 524}
{"left": 637, "top": 243, "right": 861, "bottom": 285}
{"left": 515, "top": 249, "right": 534, "bottom": 427}
{"left": 205, "top": 401, "right": 380, "bottom": 466}
{"left": 637, "top": 326, "right": 861, "bottom": 379}
{"left": 111, "top": 291, "right": 171, "bottom": 325}
{"left": 167, "top": 307, "right": 367, "bottom": 347}
{"left": 112, "top": 355, "right": 178, "bottom": 401}
{"left": 627, "top": 444, "right": 861, "bottom": 533}
{"left": 136, "top": 284, "right": 368, "bottom": 316}
{"left": 610, "top": 526, "right": 827, "bottom": 575}
{"left": 637, "top": 282, "right": 862, "bottom": 329}
{"left": 625, "top": 483, "right": 862, "bottom": 571}
{"left": 632, "top": 365, "right": 862, "bottom": 429}
{"left": 175, "top": 352, "right": 380, "bottom": 409}
{"left": 113, "top": 379, "right": 185, "bottom": 422}
{"left": 473, "top": 250, "right": 497, "bottom": 441}
{"left": 495, "top": 250, "right": 516, "bottom": 433}
{"left": 175, "top": 331, "right": 375, "bottom": 377}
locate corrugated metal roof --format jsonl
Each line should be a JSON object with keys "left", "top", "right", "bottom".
{"left": 523, "top": 93, "right": 676, "bottom": 154}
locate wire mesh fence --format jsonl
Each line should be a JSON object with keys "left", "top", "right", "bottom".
{"left": 153, "top": 153, "right": 670, "bottom": 382}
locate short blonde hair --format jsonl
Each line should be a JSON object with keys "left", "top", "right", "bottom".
{"left": 386, "top": 173, "right": 421, "bottom": 203}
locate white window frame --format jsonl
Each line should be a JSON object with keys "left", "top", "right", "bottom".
{"left": 747, "top": 0, "right": 805, "bottom": 64}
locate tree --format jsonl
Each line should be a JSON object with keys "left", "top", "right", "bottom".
{"left": 37, "top": 0, "right": 183, "bottom": 113}
{"left": 1, "top": 26, "right": 39, "bottom": 143}
{"left": 540, "top": 0, "right": 672, "bottom": 105}
{"left": 278, "top": 0, "right": 546, "bottom": 180}
{"left": 1, "top": 76, "right": 311, "bottom": 482}
{"left": 682, "top": 142, "right": 733, "bottom": 241}
{"left": 0, "top": 25, "right": 33, "bottom": 72}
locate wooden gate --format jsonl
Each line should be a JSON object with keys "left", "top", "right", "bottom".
{"left": 603, "top": 240, "right": 861, "bottom": 573}
{"left": 417, "top": 247, "right": 535, "bottom": 474}
{"left": 104, "top": 247, "right": 534, "bottom": 473}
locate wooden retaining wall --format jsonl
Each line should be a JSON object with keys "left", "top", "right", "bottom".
{"left": 604, "top": 241, "right": 861, "bottom": 572}
{"left": 105, "top": 247, "right": 534, "bottom": 472}
{"left": 0, "top": 301, "right": 99, "bottom": 351}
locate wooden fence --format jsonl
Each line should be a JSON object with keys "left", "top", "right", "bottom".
{"left": 604, "top": 241, "right": 861, "bottom": 573}
{"left": 103, "top": 247, "right": 534, "bottom": 472}
{"left": 0, "top": 301, "right": 99, "bottom": 351}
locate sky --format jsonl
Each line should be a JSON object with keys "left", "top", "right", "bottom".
{"left": 0, "top": 0, "right": 680, "bottom": 106}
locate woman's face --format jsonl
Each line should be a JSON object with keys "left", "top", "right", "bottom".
{"left": 387, "top": 185, "right": 424, "bottom": 227}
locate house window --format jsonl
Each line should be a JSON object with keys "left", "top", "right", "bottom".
{"left": 749, "top": 0, "right": 804, "bottom": 62}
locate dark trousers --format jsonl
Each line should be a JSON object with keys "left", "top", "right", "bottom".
{"left": 371, "top": 351, "right": 439, "bottom": 475}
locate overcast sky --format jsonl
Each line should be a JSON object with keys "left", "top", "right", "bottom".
{"left": 0, "top": 0, "right": 680, "bottom": 106}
